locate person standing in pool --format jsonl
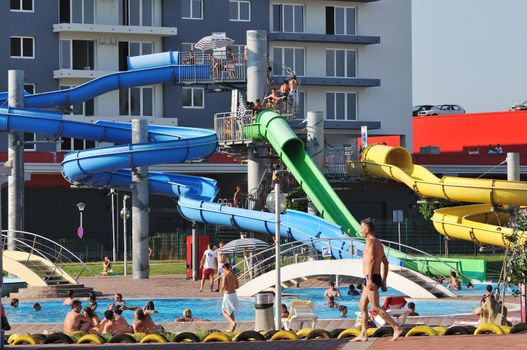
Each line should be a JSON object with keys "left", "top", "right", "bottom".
{"left": 352, "top": 218, "right": 403, "bottom": 342}
{"left": 220, "top": 263, "right": 239, "bottom": 332}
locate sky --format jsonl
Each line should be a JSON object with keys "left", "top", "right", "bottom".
{"left": 412, "top": 0, "right": 527, "bottom": 113}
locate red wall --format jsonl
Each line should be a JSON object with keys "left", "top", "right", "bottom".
{"left": 413, "top": 111, "right": 527, "bottom": 153}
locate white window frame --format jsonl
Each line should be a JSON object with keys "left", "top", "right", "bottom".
{"left": 10, "top": 0, "right": 34, "bottom": 12}
{"left": 128, "top": 41, "right": 154, "bottom": 56}
{"left": 60, "top": 0, "right": 95, "bottom": 24}
{"left": 182, "top": 87, "right": 205, "bottom": 109}
{"left": 60, "top": 85, "right": 95, "bottom": 116}
{"left": 10, "top": 36, "right": 35, "bottom": 59}
{"left": 272, "top": 3, "right": 304, "bottom": 33}
{"left": 229, "top": 0, "right": 251, "bottom": 22}
{"left": 326, "top": 49, "right": 357, "bottom": 78}
{"left": 24, "top": 133, "right": 36, "bottom": 152}
{"left": 59, "top": 137, "right": 97, "bottom": 152}
{"left": 182, "top": 0, "right": 203, "bottom": 20}
{"left": 326, "top": 92, "right": 357, "bottom": 121}
{"left": 59, "top": 39, "right": 96, "bottom": 70}
{"left": 272, "top": 47, "right": 305, "bottom": 77}
{"left": 333, "top": 6, "right": 356, "bottom": 35}
{"left": 119, "top": 86, "right": 154, "bottom": 117}
{"left": 122, "top": 0, "right": 153, "bottom": 26}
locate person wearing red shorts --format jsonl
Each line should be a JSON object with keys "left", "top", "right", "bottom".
{"left": 199, "top": 243, "right": 217, "bottom": 292}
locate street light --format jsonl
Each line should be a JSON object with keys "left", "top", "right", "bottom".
{"left": 120, "top": 195, "right": 130, "bottom": 276}
{"left": 266, "top": 183, "right": 287, "bottom": 330}
{"left": 108, "top": 189, "right": 118, "bottom": 262}
{"left": 76, "top": 202, "right": 86, "bottom": 239}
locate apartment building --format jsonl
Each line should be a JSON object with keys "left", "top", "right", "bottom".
{"left": 0, "top": 0, "right": 412, "bottom": 247}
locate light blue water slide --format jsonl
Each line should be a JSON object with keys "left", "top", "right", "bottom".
{"left": 0, "top": 52, "right": 401, "bottom": 265}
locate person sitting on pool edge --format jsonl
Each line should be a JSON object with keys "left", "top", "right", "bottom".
{"left": 175, "top": 309, "right": 209, "bottom": 322}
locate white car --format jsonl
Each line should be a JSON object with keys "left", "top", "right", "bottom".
{"left": 418, "top": 104, "right": 465, "bottom": 116}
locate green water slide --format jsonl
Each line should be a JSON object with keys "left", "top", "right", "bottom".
{"left": 244, "top": 111, "right": 485, "bottom": 281}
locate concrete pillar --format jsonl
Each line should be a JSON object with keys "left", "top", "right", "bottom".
{"left": 7, "top": 70, "right": 25, "bottom": 251}
{"left": 246, "top": 30, "right": 267, "bottom": 103}
{"left": 306, "top": 111, "right": 325, "bottom": 216}
{"left": 192, "top": 222, "right": 199, "bottom": 281}
{"left": 247, "top": 146, "right": 266, "bottom": 210}
{"left": 131, "top": 119, "right": 149, "bottom": 279}
{"left": 507, "top": 153, "right": 520, "bottom": 181}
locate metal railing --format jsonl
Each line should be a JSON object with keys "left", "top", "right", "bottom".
{"left": 178, "top": 51, "right": 246, "bottom": 82}
{"left": 3, "top": 230, "right": 92, "bottom": 282}
{"left": 214, "top": 111, "right": 253, "bottom": 143}
{"left": 230, "top": 236, "right": 471, "bottom": 295}
{"left": 324, "top": 146, "right": 360, "bottom": 178}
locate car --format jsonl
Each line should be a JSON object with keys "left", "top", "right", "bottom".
{"left": 412, "top": 105, "right": 434, "bottom": 116}
{"left": 509, "top": 100, "right": 527, "bottom": 111}
{"left": 418, "top": 104, "right": 465, "bottom": 116}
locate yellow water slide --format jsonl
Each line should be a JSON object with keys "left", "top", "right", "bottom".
{"left": 351, "top": 144, "right": 527, "bottom": 247}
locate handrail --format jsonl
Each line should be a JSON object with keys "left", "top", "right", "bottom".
{"left": 231, "top": 237, "right": 469, "bottom": 294}
{"left": 3, "top": 230, "right": 92, "bottom": 281}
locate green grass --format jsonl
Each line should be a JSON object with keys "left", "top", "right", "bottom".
{"left": 59, "top": 259, "right": 188, "bottom": 277}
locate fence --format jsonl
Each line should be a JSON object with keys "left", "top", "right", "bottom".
{"left": 324, "top": 146, "right": 360, "bottom": 178}
{"left": 178, "top": 51, "right": 246, "bottom": 82}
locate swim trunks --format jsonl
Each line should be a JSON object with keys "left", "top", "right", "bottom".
{"left": 203, "top": 268, "right": 214, "bottom": 278}
{"left": 364, "top": 274, "right": 383, "bottom": 288}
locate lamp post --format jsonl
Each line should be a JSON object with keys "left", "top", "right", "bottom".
{"left": 120, "top": 195, "right": 130, "bottom": 276}
{"left": 108, "top": 189, "right": 117, "bottom": 262}
{"left": 266, "top": 182, "right": 287, "bottom": 330}
{"left": 76, "top": 202, "right": 86, "bottom": 239}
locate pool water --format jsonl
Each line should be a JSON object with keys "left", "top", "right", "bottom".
{"left": 4, "top": 285, "right": 482, "bottom": 323}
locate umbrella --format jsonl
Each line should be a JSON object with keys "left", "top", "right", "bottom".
{"left": 220, "top": 238, "right": 270, "bottom": 254}
{"left": 194, "top": 33, "right": 235, "bottom": 51}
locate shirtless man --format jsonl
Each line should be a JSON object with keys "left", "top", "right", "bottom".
{"left": 215, "top": 242, "right": 226, "bottom": 291}
{"left": 323, "top": 281, "right": 342, "bottom": 299}
{"left": 220, "top": 263, "right": 239, "bottom": 332}
{"left": 133, "top": 308, "right": 159, "bottom": 334}
{"left": 64, "top": 300, "right": 92, "bottom": 333}
{"left": 352, "top": 218, "right": 403, "bottom": 342}
{"left": 102, "top": 256, "right": 112, "bottom": 275}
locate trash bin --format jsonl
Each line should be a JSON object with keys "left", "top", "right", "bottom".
{"left": 254, "top": 292, "right": 274, "bottom": 331}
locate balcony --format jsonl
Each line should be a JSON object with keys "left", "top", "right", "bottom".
{"left": 271, "top": 75, "right": 380, "bottom": 87}
{"left": 53, "top": 23, "right": 177, "bottom": 37}
{"left": 53, "top": 69, "right": 113, "bottom": 80}
{"left": 268, "top": 33, "right": 380, "bottom": 45}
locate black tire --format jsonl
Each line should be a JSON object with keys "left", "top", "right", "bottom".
{"left": 43, "top": 333, "right": 74, "bottom": 344}
{"left": 31, "top": 334, "right": 47, "bottom": 344}
{"left": 235, "top": 330, "right": 266, "bottom": 342}
{"left": 329, "top": 328, "right": 345, "bottom": 339}
{"left": 306, "top": 329, "right": 331, "bottom": 340}
{"left": 510, "top": 323, "right": 527, "bottom": 334}
{"left": 173, "top": 332, "right": 200, "bottom": 343}
{"left": 264, "top": 330, "right": 278, "bottom": 340}
{"left": 464, "top": 326, "right": 477, "bottom": 334}
{"left": 108, "top": 334, "right": 137, "bottom": 343}
{"left": 444, "top": 326, "right": 470, "bottom": 336}
{"left": 372, "top": 326, "right": 394, "bottom": 338}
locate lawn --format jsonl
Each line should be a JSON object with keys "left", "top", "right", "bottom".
{"left": 60, "top": 259, "right": 188, "bottom": 277}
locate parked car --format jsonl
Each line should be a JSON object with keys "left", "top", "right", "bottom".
{"left": 412, "top": 105, "right": 434, "bottom": 116}
{"left": 509, "top": 100, "right": 527, "bottom": 111}
{"left": 418, "top": 104, "right": 465, "bottom": 116}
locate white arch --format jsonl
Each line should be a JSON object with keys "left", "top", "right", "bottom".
{"left": 237, "top": 259, "right": 455, "bottom": 299}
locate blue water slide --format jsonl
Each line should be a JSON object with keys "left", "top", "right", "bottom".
{"left": 0, "top": 52, "right": 401, "bottom": 265}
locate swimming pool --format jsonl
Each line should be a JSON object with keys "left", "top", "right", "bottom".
{"left": 5, "top": 285, "right": 480, "bottom": 323}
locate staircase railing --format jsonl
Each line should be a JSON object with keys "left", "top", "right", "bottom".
{"left": 230, "top": 237, "right": 469, "bottom": 296}
{"left": 3, "top": 230, "right": 92, "bottom": 282}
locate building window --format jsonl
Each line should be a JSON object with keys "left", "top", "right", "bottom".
{"left": 272, "top": 47, "right": 304, "bottom": 76}
{"left": 182, "top": 87, "right": 204, "bottom": 109}
{"left": 59, "top": 0, "right": 94, "bottom": 24}
{"left": 10, "top": 36, "right": 34, "bottom": 58}
{"left": 326, "top": 49, "right": 356, "bottom": 77}
{"left": 182, "top": 0, "right": 203, "bottom": 19}
{"left": 229, "top": 0, "right": 250, "bottom": 22}
{"left": 119, "top": 0, "right": 153, "bottom": 26}
{"left": 60, "top": 40, "right": 95, "bottom": 70}
{"left": 24, "top": 133, "right": 36, "bottom": 151}
{"left": 272, "top": 4, "right": 304, "bottom": 33}
{"left": 325, "top": 6, "right": 356, "bottom": 35}
{"left": 59, "top": 137, "right": 96, "bottom": 151}
{"left": 24, "top": 83, "right": 35, "bottom": 94}
{"left": 119, "top": 87, "right": 154, "bottom": 116}
{"left": 326, "top": 92, "right": 357, "bottom": 120}
{"left": 118, "top": 41, "right": 154, "bottom": 71}
{"left": 10, "top": 0, "right": 33, "bottom": 12}
{"left": 60, "top": 85, "right": 95, "bottom": 116}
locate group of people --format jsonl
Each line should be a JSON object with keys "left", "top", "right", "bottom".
{"left": 263, "top": 75, "right": 298, "bottom": 113}
{"left": 487, "top": 144, "right": 504, "bottom": 154}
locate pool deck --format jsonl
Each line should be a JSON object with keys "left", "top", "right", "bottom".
{"left": 3, "top": 274, "right": 524, "bottom": 350}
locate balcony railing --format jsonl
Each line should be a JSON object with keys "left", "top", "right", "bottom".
{"left": 325, "top": 146, "right": 360, "bottom": 178}
{"left": 179, "top": 52, "right": 246, "bottom": 82}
